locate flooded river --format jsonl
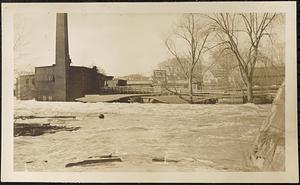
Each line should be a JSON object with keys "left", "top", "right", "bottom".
{"left": 14, "top": 101, "right": 271, "bottom": 172}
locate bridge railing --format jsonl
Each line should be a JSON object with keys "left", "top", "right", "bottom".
{"left": 99, "top": 86, "right": 154, "bottom": 94}
{"left": 99, "top": 85, "right": 280, "bottom": 98}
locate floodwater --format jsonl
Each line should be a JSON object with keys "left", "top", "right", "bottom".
{"left": 14, "top": 100, "right": 271, "bottom": 172}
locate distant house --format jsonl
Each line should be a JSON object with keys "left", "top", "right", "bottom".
{"left": 205, "top": 63, "right": 285, "bottom": 89}
{"left": 253, "top": 66, "right": 285, "bottom": 86}
{"left": 203, "top": 71, "right": 217, "bottom": 86}
{"left": 203, "top": 64, "right": 231, "bottom": 90}
{"left": 120, "top": 74, "right": 150, "bottom": 81}
{"left": 119, "top": 74, "right": 152, "bottom": 88}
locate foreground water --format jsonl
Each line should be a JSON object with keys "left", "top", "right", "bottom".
{"left": 14, "top": 101, "right": 271, "bottom": 172}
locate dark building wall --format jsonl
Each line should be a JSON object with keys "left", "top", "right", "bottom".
{"left": 35, "top": 66, "right": 55, "bottom": 101}
{"left": 15, "top": 75, "right": 36, "bottom": 100}
{"left": 68, "top": 66, "right": 99, "bottom": 100}
{"left": 34, "top": 65, "right": 110, "bottom": 101}
{"left": 98, "top": 74, "right": 106, "bottom": 87}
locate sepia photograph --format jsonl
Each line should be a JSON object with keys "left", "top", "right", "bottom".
{"left": 1, "top": 2, "right": 298, "bottom": 183}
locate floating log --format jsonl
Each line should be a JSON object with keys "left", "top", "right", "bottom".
{"left": 152, "top": 157, "right": 180, "bottom": 163}
{"left": 75, "top": 94, "right": 153, "bottom": 103}
{"left": 14, "top": 123, "right": 80, "bottom": 137}
{"left": 14, "top": 115, "right": 76, "bottom": 120}
{"left": 65, "top": 157, "right": 122, "bottom": 168}
{"left": 88, "top": 153, "right": 118, "bottom": 159}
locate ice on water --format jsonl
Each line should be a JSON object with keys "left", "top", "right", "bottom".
{"left": 14, "top": 100, "right": 271, "bottom": 172}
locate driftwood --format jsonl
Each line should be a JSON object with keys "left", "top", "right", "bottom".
{"left": 14, "top": 115, "right": 76, "bottom": 120}
{"left": 88, "top": 153, "right": 117, "bottom": 159}
{"left": 65, "top": 157, "right": 122, "bottom": 168}
{"left": 152, "top": 157, "right": 180, "bottom": 163}
{"left": 14, "top": 123, "right": 80, "bottom": 137}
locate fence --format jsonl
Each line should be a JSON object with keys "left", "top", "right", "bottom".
{"left": 99, "top": 85, "right": 280, "bottom": 98}
{"left": 99, "top": 86, "right": 154, "bottom": 94}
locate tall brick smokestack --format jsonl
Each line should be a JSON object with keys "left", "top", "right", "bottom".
{"left": 54, "top": 13, "right": 71, "bottom": 101}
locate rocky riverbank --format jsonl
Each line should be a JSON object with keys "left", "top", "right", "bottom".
{"left": 250, "top": 83, "right": 285, "bottom": 171}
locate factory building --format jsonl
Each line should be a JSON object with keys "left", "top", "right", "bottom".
{"left": 15, "top": 13, "right": 113, "bottom": 101}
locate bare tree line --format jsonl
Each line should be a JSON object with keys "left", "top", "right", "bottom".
{"left": 165, "top": 14, "right": 213, "bottom": 103}
{"left": 163, "top": 13, "right": 283, "bottom": 103}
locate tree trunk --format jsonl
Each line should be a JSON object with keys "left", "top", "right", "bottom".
{"left": 246, "top": 80, "right": 253, "bottom": 103}
{"left": 188, "top": 74, "right": 193, "bottom": 104}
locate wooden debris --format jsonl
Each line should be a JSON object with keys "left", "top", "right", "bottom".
{"left": 14, "top": 115, "right": 76, "bottom": 120}
{"left": 14, "top": 123, "right": 80, "bottom": 137}
{"left": 76, "top": 94, "right": 153, "bottom": 103}
{"left": 88, "top": 153, "right": 117, "bottom": 159}
{"left": 65, "top": 157, "right": 122, "bottom": 168}
{"left": 152, "top": 157, "right": 180, "bottom": 163}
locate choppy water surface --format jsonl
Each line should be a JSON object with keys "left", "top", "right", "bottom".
{"left": 14, "top": 101, "right": 271, "bottom": 172}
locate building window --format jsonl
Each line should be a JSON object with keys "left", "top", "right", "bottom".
{"left": 26, "top": 79, "right": 29, "bottom": 84}
{"left": 52, "top": 75, "right": 55, "bottom": 82}
{"left": 32, "top": 79, "right": 35, "bottom": 85}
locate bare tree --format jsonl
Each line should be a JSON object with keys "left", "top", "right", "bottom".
{"left": 165, "top": 14, "right": 211, "bottom": 103}
{"left": 158, "top": 58, "right": 188, "bottom": 81}
{"left": 209, "top": 47, "right": 238, "bottom": 88}
{"left": 158, "top": 57, "right": 216, "bottom": 91}
{"left": 14, "top": 16, "right": 37, "bottom": 78}
{"left": 207, "top": 13, "right": 277, "bottom": 103}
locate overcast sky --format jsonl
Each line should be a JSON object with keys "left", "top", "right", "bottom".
{"left": 14, "top": 13, "right": 285, "bottom": 77}
{"left": 14, "top": 13, "right": 181, "bottom": 77}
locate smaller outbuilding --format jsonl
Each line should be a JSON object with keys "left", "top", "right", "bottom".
{"left": 15, "top": 75, "right": 36, "bottom": 100}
